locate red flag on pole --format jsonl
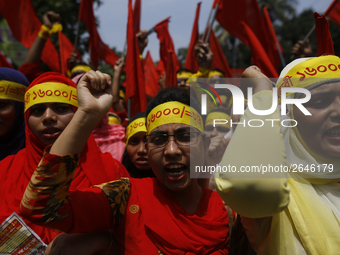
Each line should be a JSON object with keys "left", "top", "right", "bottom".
{"left": 242, "top": 22, "right": 278, "bottom": 78}
{"left": 325, "top": 0, "right": 340, "bottom": 26}
{"left": 262, "top": 6, "right": 283, "bottom": 68}
{"left": 0, "top": 0, "right": 60, "bottom": 72}
{"left": 143, "top": 51, "right": 160, "bottom": 97}
{"left": 155, "top": 17, "right": 180, "bottom": 73}
{"left": 133, "top": 0, "right": 141, "bottom": 33}
{"left": 208, "top": 30, "right": 232, "bottom": 77}
{"left": 126, "top": 0, "right": 147, "bottom": 117}
{"left": 156, "top": 60, "right": 166, "bottom": 75}
{"left": 165, "top": 50, "right": 178, "bottom": 87}
{"left": 184, "top": 2, "right": 201, "bottom": 72}
{"left": 213, "top": 0, "right": 271, "bottom": 52}
{"left": 58, "top": 32, "right": 82, "bottom": 76}
{"left": 314, "top": 12, "right": 334, "bottom": 56}
{"left": 78, "top": 0, "right": 119, "bottom": 69}
{"left": 0, "top": 52, "right": 13, "bottom": 68}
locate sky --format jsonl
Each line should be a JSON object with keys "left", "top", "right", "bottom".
{"left": 94, "top": 0, "right": 335, "bottom": 62}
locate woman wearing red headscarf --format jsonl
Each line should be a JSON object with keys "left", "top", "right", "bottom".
{"left": 0, "top": 72, "right": 129, "bottom": 244}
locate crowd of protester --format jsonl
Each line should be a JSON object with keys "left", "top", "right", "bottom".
{"left": 0, "top": 5, "right": 340, "bottom": 255}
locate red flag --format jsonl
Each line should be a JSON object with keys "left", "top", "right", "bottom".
{"left": 230, "top": 69, "right": 245, "bottom": 79}
{"left": 184, "top": 2, "right": 201, "bottom": 72}
{"left": 242, "top": 22, "right": 278, "bottom": 78}
{"left": 165, "top": 50, "right": 178, "bottom": 87}
{"left": 143, "top": 51, "right": 160, "bottom": 97}
{"left": 262, "top": 6, "right": 283, "bottom": 68}
{"left": 314, "top": 12, "right": 334, "bottom": 56}
{"left": 213, "top": 0, "right": 271, "bottom": 52}
{"left": 0, "top": 52, "right": 13, "bottom": 68}
{"left": 155, "top": 17, "right": 180, "bottom": 72}
{"left": 58, "top": 32, "right": 82, "bottom": 76}
{"left": 156, "top": 60, "right": 166, "bottom": 75}
{"left": 325, "top": 0, "right": 340, "bottom": 26}
{"left": 209, "top": 30, "right": 232, "bottom": 77}
{"left": 133, "top": 0, "right": 141, "bottom": 33}
{"left": 0, "top": 0, "right": 60, "bottom": 72}
{"left": 126, "top": 0, "right": 147, "bottom": 117}
{"left": 78, "top": 0, "right": 119, "bottom": 69}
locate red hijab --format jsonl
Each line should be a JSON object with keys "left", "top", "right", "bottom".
{"left": 0, "top": 72, "right": 129, "bottom": 243}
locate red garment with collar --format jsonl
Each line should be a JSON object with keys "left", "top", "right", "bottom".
{"left": 116, "top": 178, "right": 230, "bottom": 254}
{"left": 0, "top": 72, "right": 129, "bottom": 243}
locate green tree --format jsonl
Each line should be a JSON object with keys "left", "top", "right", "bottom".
{"left": 258, "top": 0, "right": 298, "bottom": 23}
{"left": 177, "top": 47, "right": 188, "bottom": 67}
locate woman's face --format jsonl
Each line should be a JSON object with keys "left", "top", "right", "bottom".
{"left": 205, "top": 124, "right": 230, "bottom": 138}
{"left": 146, "top": 123, "right": 205, "bottom": 192}
{"left": 28, "top": 103, "right": 74, "bottom": 145}
{"left": 0, "top": 99, "right": 16, "bottom": 137}
{"left": 294, "top": 82, "right": 340, "bottom": 159}
{"left": 126, "top": 132, "right": 150, "bottom": 170}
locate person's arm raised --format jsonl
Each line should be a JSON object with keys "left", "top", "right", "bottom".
{"left": 50, "top": 70, "right": 112, "bottom": 156}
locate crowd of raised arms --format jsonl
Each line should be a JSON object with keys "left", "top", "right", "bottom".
{"left": 1, "top": 2, "right": 340, "bottom": 255}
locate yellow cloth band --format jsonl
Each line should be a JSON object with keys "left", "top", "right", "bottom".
{"left": 119, "top": 90, "right": 126, "bottom": 100}
{"left": 71, "top": 65, "right": 92, "bottom": 74}
{"left": 217, "top": 95, "right": 228, "bottom": 105}
{"left": 205, "top": 111, "right": 230, "bottom": 129}
{"left": 126, "top": 117, "right": 146, "bottom": 145}
{"left": 146, "top": 101, "right": 204, "bottom": 134}
{"left": 108, "top": 115, "right": 121, "bottom": 125}
{"left": 177, "top": 71, "right": 193, "bottom": 79}
{"left": 0, "top": 80, "right": 27, "bottom": 102}
{"left": 24, "top": 82, "right": 78, "bottom": 112}
{"left": 277, "top": 55, "right": 340, "bottom": 98}
{"left": 38, "top": 24, "right": 63, "bottom": 40}
{"left": 208, "top": 70, "right": 224, "bottom": 78}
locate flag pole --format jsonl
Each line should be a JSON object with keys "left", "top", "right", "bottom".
{"left": 128, "top": 98, "right": 131, "bottom": 119}
{"left": 204, "top": 3, "right": 219, "bottom": 43}
{"left": 290, "top": 24, "right": 315, "bottom": 60}
{"left": 201, "top": 7, "right": 213, "bottom": 40}
{"left": 290, "top": 0, "right": 338, "bottom": 60}
{"left": 276, "top": 41, "right": 286, "bottom": 67}
{"left": 73, "top": 20, "right": 81, "bottom": 53}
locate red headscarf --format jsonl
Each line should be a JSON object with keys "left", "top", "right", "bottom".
{"left": 0, "top": 72, "right": 129, "bottom": 243}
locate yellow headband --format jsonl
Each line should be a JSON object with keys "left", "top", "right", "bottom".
{"left": 24, "top": 82, "right": 78, "bottom": 112}
{"left": 126, "top": 117, "right": 146, "bottom": 145}
{"left": 0, "top": 80, "right": 27, "bottom": 102}
{"left": 277, "top": 55, "right": 340, "bottom": 98}
{"left": 177, "top": 71, "right": 193, "bottom": 79}
{"left": 209, "top": 70, "right": 224, "bottom": 78}
{"left": 205, "top": 111, "right": 230, "bottom": 129}
{"left": 108, "top": 114, "right": 121, "bottom": 125}
{"left": 119, "top": 90, "right": 126, "bottom": 100}
{"left": 216, "top": 95, "right": 228, "bottom": 105}
{"left": 146, "top": 101, "right": 204, "bottom": 134}
{"left": 71, "top": 65, "right": 92, "bottom": 74}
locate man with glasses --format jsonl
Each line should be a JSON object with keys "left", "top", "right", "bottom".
{"left": 19, "top": 73, "right": 231, "bottom": 254}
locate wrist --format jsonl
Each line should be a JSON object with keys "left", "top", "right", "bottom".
{"left": 38, "top": 25, "right": 50, "bottom": 40}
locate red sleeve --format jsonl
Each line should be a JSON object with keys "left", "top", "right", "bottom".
{"left": 116, "top": 109, "right": 128, "bottom": 127}
{"left": 19, "top": 151, "right": 114, "bottom": 233}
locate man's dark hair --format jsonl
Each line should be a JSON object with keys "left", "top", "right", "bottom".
{"left": 210, "top": 68, "right": 225, "bottom": 77}
{"left": 146, "top": 86, "right": 201, "bottom": 118}
{"left": 176, "top": 68, "right": 194, "bottom": 74}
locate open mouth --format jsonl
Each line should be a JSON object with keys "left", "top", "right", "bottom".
{"left": 325, "top": 126, "right": 340, "bottom": 138}
{"left": 165, "top": 164, "right": 187, "bottom": 179}
{"left": 42, "top": 127, "right": 61, "bottom": 139}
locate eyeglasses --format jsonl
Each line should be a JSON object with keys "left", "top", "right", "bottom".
{"left": 146, "top": 132, "right": 204, "bottom": 148}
